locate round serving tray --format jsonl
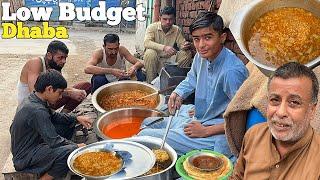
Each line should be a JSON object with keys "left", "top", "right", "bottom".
{"left": 67, "top": 140, "right": 156, "bottom": 179}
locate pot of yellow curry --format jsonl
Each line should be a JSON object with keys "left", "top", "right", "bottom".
{"left": 230, "top": 0, "right": 320, "bottom": 76}
{"left": 92, "top": 81, "right": 166, "bottom": 114}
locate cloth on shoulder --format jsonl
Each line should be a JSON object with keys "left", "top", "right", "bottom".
{"left": 217, "top": 0, "right": 254, "bottom": 28}
{"left": 224, "top": 62, "right": 320, "bottom": 156}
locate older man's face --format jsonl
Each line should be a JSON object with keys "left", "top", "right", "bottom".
{"left": 267, "top": 77, "right": 316, "bottom": 142}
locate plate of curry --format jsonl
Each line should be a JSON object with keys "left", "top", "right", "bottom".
{"left": 72, "top": 151, "right": 123, "bottom": 177}
{"left": 67, "top": 140, "right": 156, "bottom": 179}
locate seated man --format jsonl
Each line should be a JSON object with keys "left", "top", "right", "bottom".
{"left": 18, "top": 40, "right": 91, "bottom": 113}
{"left": 138, "top": 12, "right": 248, "bottom": 158}
{"left": 144, "top": 6, "right": 193, "bottom": 83}
{"left": 230, "top": 62, "right": 320, "bottom": 179}
{"left": 10, "top": 70, "right": 93, "bottom": 180}
{"left": 85, "top": 33, "right": 145, "bottom": 93}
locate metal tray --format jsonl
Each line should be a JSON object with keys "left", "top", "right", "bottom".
{"left": 67, "top": 140, "right": 156, "bottom": 179}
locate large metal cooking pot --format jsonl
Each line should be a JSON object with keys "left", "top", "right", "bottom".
{"left": 92, "top": 81, "right": 165, "bottom": 114}
{"left": 230, "top": 0, "right": 320, "bottom": 76}
{"left": 126, "top": 136, "right": 178, "bottom": 180}
{"left": 94, "top": 107, "right": 167, "bottom": 140}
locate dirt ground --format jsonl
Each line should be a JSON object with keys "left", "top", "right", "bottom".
{"left": 0, "top": 26, "right": 138, "bottom": 178}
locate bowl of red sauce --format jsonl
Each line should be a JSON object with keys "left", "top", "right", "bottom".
{"left": 187, "top": 152, "right": 224, "bottom": 172}
{"left": 94, "top": 108, "right": 166, "bottom": 139}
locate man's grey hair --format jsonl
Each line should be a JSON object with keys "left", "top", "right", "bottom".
{"left": 268, "top": 62, "right": 319, "bottom": 104}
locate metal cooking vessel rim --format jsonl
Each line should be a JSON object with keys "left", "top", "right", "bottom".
{"left": 91, "top": 80, "right": 165, "bottom": 113}
{"left": 68, "top": 149, "right": 124, "bottom": 178}
{"left": 93, "top": 107, "right": 168, "bottom": 140}
{"left": 229, "top": 0, "right": 320, "bottom": 76}
{"left": 125, "top": 136, "right": 178, "bottom": 178}
{"left": 67, "top": 140, "right": 156, "bottom": 179}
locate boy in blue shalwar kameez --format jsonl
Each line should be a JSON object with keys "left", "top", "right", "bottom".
{"left": 138, "top": 12, "right": 248, "bottom": 160}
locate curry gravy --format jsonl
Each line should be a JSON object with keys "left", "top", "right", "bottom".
{"left": 248, "top": 7, "right": 320, "bottom": 67}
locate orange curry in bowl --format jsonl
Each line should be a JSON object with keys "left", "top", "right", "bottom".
{"left": 100, "top": 90, "right": 158, "bottom": 111}
{"left": 248, "top": 7, "right": 320, "bottom": 67}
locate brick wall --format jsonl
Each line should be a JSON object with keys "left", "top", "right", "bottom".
{"left": 9, "top": 0, "right": 23, "bottom": 13}
{"left": 174, "top": 0, "right": 249, "bottom": 64}
{"left": 175, "top": 0, "right": 219, "bottom": 40}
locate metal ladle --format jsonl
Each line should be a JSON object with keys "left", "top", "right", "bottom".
{"left": 151, "top": 109, "right": 179, "bottom": 164}
{"left": 135, "top": 85, "right": 177, "bottom": 101}
{"left": 160, "top": 109, "right": 180, "bottom": 149}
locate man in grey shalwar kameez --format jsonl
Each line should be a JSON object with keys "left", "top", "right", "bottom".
{"left": 10, "top": 70, "right": 93, "bottom": 179}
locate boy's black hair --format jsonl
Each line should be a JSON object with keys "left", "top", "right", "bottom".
{"left": 34, "top": 69, "right": 67, "bottom": 93}
{"left": 189, "top": 12, "right": 224, "bottom": 34}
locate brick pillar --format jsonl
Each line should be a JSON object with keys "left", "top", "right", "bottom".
{"left": 153, "top": 0, "right": 161, "bottom": 22}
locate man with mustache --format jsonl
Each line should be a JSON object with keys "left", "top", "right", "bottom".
{"left": 143, "top": 6, "right": 193, "bottom": 83}
{"left": 139, "top": 12, "right": 248, "bottom": 158}
{"left": 17, "top": 40, "right": 91, "bottom": 113}
{"left": 231, "top": 62, "right": 320, "bottom": 179}
{"left": 85, "top": 33, "right": 145, "bottom": 93}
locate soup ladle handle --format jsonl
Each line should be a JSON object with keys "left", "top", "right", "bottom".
{"left": 160, "top": 109, "right": 179, "bottom": 149}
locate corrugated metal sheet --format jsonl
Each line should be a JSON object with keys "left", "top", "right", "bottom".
{"left": 106, "top": 0, "right": 119, "bottom": 7}
{"left": 25, "top": 0, "right": 59, "bottom": 21}
{"left": 73, "top": 0, "right": 91, "bottom": 7}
